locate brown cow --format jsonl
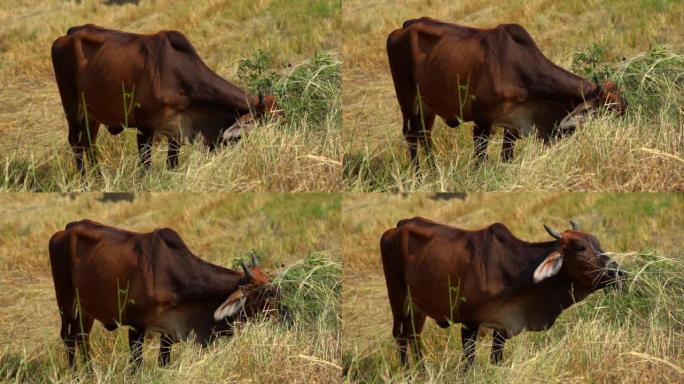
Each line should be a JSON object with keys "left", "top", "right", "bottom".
{"left": 386, "top": 18, "right": 627, "bottom": 170}
{"left": 48, "top": 220, "right": 287, "bottom": 369}
{"left": 380, "top": 217, "right": 626, "bottom": 368}
{"left": 51, "top": 24, "right": 278, "bottom": 173}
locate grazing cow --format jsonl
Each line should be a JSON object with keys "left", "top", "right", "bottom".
{"left": 386, "top": 18, "right": 627, "bottom": 169}
{"left": 380, "top": 218, "right": 626, "bottom": 368}
{"left": 48, "top": 220, "right": 287, "bottom": 369}
{"left": 51, "top": 24, "right": 278, "bottom": 173}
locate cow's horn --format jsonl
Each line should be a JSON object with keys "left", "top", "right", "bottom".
{"left": 258, "top": 91, "right": 265, "bottom": 108}
{"left": 593, "top": 74, "right": 603, "bottom": 96}
{"left": 241, "top": 260, "right": 254, "bottom": 280}
{"left": 251, "top": 253, "right": 259, "bottom": 267}
{"left": 544, "top": 224, "right": 562, "bottom": 240}
{"left": 569, "top": 220, "right": 580, "bottom": 231}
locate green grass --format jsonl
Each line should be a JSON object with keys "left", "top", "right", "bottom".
{"left": 342, "top": 0, "right": 684, "bottom": 192}
{"left": 341, "top": 193, "right": 684, "bottom": 383}
{"left": 0, "top": 193, "right": 341, "bottom": 383}
{"left": 0, "top": 0, "right": 341, "bottom": 192}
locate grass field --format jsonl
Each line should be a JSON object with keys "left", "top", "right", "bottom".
{"left": 342, "top": 0, "right": 684, "bottom": 192}
{"left": 0, "top": 193, "right": 341, "bottom": 383}
{"left": 0, "top": 0, "right": 341, "bottom": 192}
{"left": 341, "top": 193, "right": 684, "bottom": 383}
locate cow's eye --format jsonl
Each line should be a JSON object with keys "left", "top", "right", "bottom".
{"left": 574, "top": 244, "right": 586, "bottom": 251}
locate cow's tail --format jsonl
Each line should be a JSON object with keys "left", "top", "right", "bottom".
{"left": 380, "top": 227, "right": 409, "bottom": 321}
{"left": 48, "top": 230, "right": 77, "bottom": 321}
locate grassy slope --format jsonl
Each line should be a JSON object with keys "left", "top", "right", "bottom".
{"left": 0, "top": 193, "right": 341, "bottom": 383}
{"left": 341, "top": 193, "right": 684, "bottom": 383}
{"left": 342, "top": 0, "right": 684, "bottom": 191}
{"left": 0, "top": 0, "right": 341, "bottom": 192}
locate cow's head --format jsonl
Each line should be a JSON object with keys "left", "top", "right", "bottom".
{"left": 559, "top": 80, "right": 628, "bottom": 131}
{"left": 221, "top": 93, "right": 282, "bottom": 143}
{"left": 533, "top": 220, "right": 627, "bottom": 290}
{"left": 213, "top": 254, "right": 290, "bottom": 324}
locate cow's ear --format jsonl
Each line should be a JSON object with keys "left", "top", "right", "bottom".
{"left": 533, "top": 251, "right": 564, "bottom": 283}
{"left": 213, "top": 288, "right": 246, "bottom": 321}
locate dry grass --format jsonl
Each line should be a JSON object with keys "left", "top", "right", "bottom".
{"left": 0, "top": 0, "right": 341, "bottom": 192}
{"left": 0, "top": 193, "right": 341, "bottom": 383}
{"left": 341, "top": 193, "right": 684, "bottom": 383}
{"left": 342, "top": 0, "right": 684, "bottom": 191}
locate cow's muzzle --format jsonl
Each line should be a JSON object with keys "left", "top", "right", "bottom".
{"left": 560, "top": 103, "right": 594, "bottom": 131}
{"left": 604, "top": 260, "right": 628, "bottom": 290}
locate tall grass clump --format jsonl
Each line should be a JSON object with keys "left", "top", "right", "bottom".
{"left": 275, "top": 251, "right": 342, "bottom": 333}
{"left": 573, "top": 44, "right": 684, "bottom": 122}
{"left": 239, "top": 50, "right": 342, "bottom": 127}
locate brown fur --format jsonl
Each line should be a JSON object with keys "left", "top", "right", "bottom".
{"left": 380, "top": 217, "right": 626, "bottom": 367}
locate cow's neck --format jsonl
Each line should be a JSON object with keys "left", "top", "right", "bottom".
{"left": 178, "top": 256, "right": 244, "bottom": 301}
{"left": 187, "top": 65, "right": 257, "bottom": 118}
{"left": 528, "top": 59, "right": 598, "bottom": 103}
{"left": 496, "top": 240, "right": 594, "bottom": 333}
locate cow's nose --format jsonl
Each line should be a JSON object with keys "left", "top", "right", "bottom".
{"left": 280, "top": 306, "right": 293, "bottom": 328}
{"left": 606, "top": 261, "right": 627, "bottom": 290}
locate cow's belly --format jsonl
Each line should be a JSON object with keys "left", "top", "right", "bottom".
{"left": 146, "top": 308, "right": 194, "bottom": 340}
{"left": 492, "top": 105, "right": 536, "bottom": 137}
{"left": 153, "top": 112, "right": 198, "bottom": 144}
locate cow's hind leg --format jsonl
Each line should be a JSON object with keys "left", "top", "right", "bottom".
{"left": 404, "top": 111, "right": 436, "bottom": 173}
{"left": 417, "top": 110, "right": 437, "bottom": 169}
{"left": 461, "top": 323, "right": 479, "bottom": 369}
{"left": 158, "top": 334, "right": 174, "bottom": 367}
{"left": 59, "top": 317, "right": 78, "bottom": 369}
{"left": 490, "top": 329, "right": 507, "bottom": 364}
{"left": 67, "top": 116, "right": 100, "bottom": 175}
{"left": 391, "top": 306, "right": 427, "bottom": 368}
{"left": 59, "top": 308, "right": 94, "bottom": 369}
{"left": 76, "top": 314, "right": 95, "bottom": 368}
{"left": 128, "top": 327, "right": 146, "bottom": 370}
{"left": 501, "top": 128, "right": 519, "bottom": 163}
{"left": 402, "top": 116, "right": 420, "bottom": 172}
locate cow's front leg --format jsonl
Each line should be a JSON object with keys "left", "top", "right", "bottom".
{"left": 461, "top": 323, "right": 478, "bottom": 369}
{"left": 473, "top": 121, "right": 491, "bottom": 162}
{"left": 501, "top": 129, "right": 518, "bottom": 162}
{"left": 166, "top": 137, "right": 180, "bottom": 169}
{"left": 490, "top": 329, "right": 507, "bottom": 364}
{"left": 136, "top": 130, "right": 154, "bottom": 171}
{"left": 158, "top": 334, "right": 174, "bottom": 367}
{"left": 128, "top": 327, "right": 146, "bottom": 371}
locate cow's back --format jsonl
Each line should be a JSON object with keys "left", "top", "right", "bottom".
{"left": 387, "top": 19, "right": 491, "bottom": 121}
{"left": 49, "top": 221, "right": 158, "bottom": 324}
{"left": 381, "top": 219, "right": 522, "bottom": 323}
